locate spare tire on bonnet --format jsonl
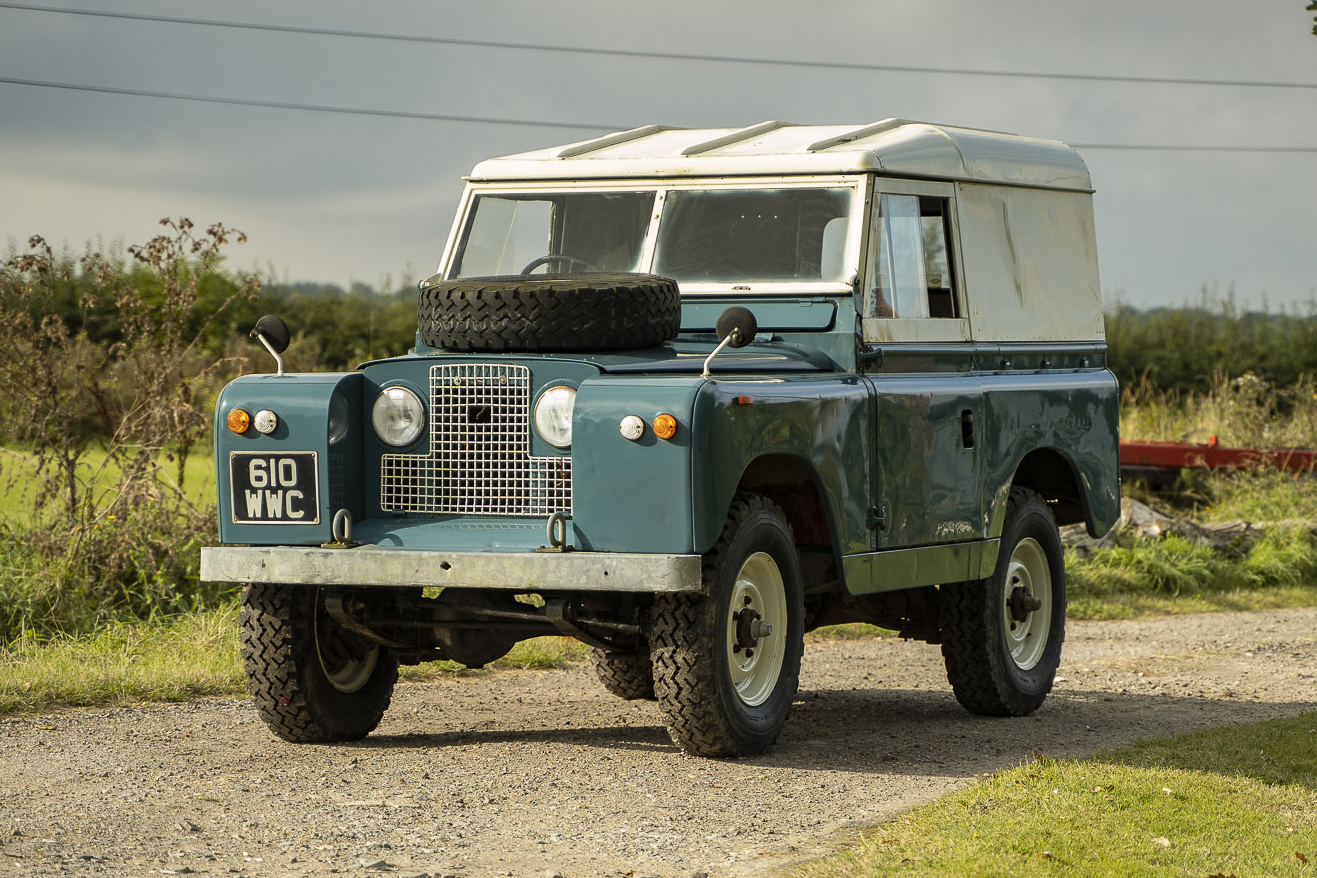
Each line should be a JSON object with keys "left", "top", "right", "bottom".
{"left": 417, "top": 272, "right": 681, "bottom": 353}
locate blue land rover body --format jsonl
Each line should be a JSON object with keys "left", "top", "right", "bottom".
{"left": 202, "top": 120, "right": 1119, "bottom": 757}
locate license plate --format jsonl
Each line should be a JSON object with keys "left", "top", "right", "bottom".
{"left": 229, "top": 452, "right": 320, "bottom": 524}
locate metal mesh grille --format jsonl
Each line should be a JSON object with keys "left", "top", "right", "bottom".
{"left": 380, "top": 364, "right": 572, "bottom": 516}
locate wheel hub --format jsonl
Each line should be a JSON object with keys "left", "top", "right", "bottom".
{"left": 1008, "top": 585, "right": 1043, "bottom": 623}
{"left": 733, "top": 607, "right": 766, "bottom": 653}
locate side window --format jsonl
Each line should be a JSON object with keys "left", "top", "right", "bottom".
{"left": 867, "top": 194, "right": 926, "bottom": 318}
{"left": 865, "top": 193, "right": 957, "bottom": 319}
{"left": 921, "top": 198, "right": 957, "bottom": 318}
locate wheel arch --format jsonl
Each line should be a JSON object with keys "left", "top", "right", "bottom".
{"left": 733, "top": 454, "right": 843, "bottom": 591}
{"left": 996, "top": 447, "right": 1087, "bottom": 534}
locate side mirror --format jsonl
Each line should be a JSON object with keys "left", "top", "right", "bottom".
{"left": 703, "top": 306, "right": 759, "bottom": 378}
{"left": 250, "top": 314, "right": 291, "bottom": 375}
{"left": 251, "top": 314, "right": 290, "bottom": 354}
{"left": 715, "top": 306, "right": 758, "bottom": 349}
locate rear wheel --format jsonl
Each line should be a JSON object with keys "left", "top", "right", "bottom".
{"left": 940, "top": 487, "right": 1066, "bottom": 716}
{"left": 649, "top": 493, "right": 804, "bottom": 757}
{"left": 240, "top": 584, "right": 398, "bottom": 742}
{"left": 589, "top": 648, "right": 656, "bottom": 700}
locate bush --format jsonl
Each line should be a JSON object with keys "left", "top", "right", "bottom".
{"left": 0, "top": 219, "right": 258, "bottom": 643}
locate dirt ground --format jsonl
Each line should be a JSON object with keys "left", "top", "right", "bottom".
{"left": 2, "top": 607, "right": 1315, "bottom": 878}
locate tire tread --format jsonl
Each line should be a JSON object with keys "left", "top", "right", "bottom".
{"left": 418, "top": 273, "right": 681, "bottom": 352}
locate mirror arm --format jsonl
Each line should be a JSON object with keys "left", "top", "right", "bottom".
{"left": 701, "top": 334, "right": 737, "bottom": 379}
{"left": 254, "top": 332, "right": 286, "bottom": 376}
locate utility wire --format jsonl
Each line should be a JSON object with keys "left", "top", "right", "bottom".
{"left": 3, "top": 1, "right": 1317, "bottom": 92}
{"left": 4, "top": 75, "right": 1317, "bottom": 153}
{"left": 0, "top": 76, "right": 622, "bottom": 130}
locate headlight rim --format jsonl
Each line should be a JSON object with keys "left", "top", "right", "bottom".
{"left": 371, "top": 384, "right": 427, "bottom": 448}
{"left": 533, "top": 384, "right": 578, "bottom": 451}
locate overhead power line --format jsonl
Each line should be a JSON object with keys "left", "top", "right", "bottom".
{"left": 4, "top": 76, "right": 1317, "bottom": 154}
{"left": 4, "top": 1, "right": 1317, "bottom": 92}
{"left": 1072, "top": 142, "right": 1317, "bottom": 153}
{"left": 0, "top": 76, "right": 621, "bottom": 130}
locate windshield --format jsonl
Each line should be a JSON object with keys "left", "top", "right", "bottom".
{"left": 450, "top": 184, "right": 857, "bottom": 286}
{"left": 452, "top": 192, "right": 654, "bottom": 277}
{"left": 653, "top": 188, "right": 853, "bottom": 283}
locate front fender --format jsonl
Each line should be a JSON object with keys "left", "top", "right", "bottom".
{"left": 214, "top": 372, "right": 363, "bottom": 546}
{"left": 693, "top": 375, "right": 871, "bottom": 556}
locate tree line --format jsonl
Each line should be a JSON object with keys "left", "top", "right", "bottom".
{"left": 7, "top": 232, "right": 1317, "bottom": 416}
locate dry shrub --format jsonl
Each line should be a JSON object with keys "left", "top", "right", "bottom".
{"left": 1120, "top": 370, "right": 1317, "bottom": 449}
{"left": 0, "top": 219, "right": 258, "bottom": 641}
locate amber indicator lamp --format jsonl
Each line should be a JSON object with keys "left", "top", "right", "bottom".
{"left": 652, "top": 413, "right": 678, "bottom": 440}
{"left": 226, "top": 408, "right": 251, "bottom": 434}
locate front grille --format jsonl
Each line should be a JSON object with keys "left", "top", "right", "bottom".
{"left": 379, "top": 364, "right": 572, "bottom": 516}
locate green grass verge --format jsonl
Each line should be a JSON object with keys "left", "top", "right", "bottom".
{"left": 1068, "top": 522, "right": 1317, "bottom": 620}
{"left": 793, "top": 714, "right": 1317, "bottom": 878}
{"left": 0, "top": 601, "right": 589, "bottom": 716}
{"left": 0, "top": 605, "right": 244, "bottom": 714}
{"left": 0, "top": 445, "right": 215, "bottom": 526}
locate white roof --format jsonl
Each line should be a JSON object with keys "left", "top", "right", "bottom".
{"left": 469, "top": 119, "right": 1093, "bottom": 191}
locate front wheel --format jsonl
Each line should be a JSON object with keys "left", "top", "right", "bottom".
{"left": 940, "top": 487, "right": 1066, "bottom": 716}
{"left": 648, "top": 493, "right": 804, "bottom": 757}
{"left": 240, "top": 584, "right": 398, "bottom": 742}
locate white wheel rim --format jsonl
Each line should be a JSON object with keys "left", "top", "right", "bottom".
{"left": 1000, "top": 537, "right": 1052, "bottom": 670}
{"left": 726, "top": 551, "right": 788, "bottom": 707}
{"left": 315, "top": 600, "right": 380, "bottom": 693}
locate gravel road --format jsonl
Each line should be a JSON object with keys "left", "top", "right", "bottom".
{"left": 2, "top": 608, "right": 1315, "bottom": 878}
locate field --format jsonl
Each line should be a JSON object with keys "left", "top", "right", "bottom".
{"left": 2, "top": 241, "right": 1316, "bottom": 876}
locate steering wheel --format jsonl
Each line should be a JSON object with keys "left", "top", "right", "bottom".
{"left": 520, "top": 254, "right": 597, "bottom": 275}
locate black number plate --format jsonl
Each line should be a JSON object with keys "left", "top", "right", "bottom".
{"left": 229, "top": 452, "right": 320, "bottom": 524}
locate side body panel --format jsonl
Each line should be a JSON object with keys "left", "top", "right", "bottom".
{"left": 981, "top": 363, "right": 1121, "bottom": 539}
{"left": 864, "top": 349, "right": 984, "bottom": 550}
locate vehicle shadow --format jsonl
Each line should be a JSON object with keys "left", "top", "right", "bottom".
{"left": 365, "top": 722, "right": 674, "bottom": 753}
{"left": 761, "top": 685, "right": 1317, "bottom": 779}
{"left": 355, "top": 683, "right": 1317, "bottom": 782}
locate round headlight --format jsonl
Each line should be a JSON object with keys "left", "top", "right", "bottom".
{"left": 533, "top": 385, "right": 577, "bottom": 450}
{"left": 327, "top": 392, "right": 350, "bottom": 445}
{"left": 371, "top": 386, "right": 425, "bottom": 447}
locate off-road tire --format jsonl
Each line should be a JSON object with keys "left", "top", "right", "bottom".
{"left": 940, "top": 487, "right": 1066, "bottom": 716}
{"left": 417, "top": 273, "right": 681, "bottom": 352}
{"left": 648, "top": 492, "right": 805, "bottom": 757}
{"left": 240, "top": 584, "right": 398, "bottom": 743}
{"left": 589, "top": 648, "right": 656, "bottom": 701}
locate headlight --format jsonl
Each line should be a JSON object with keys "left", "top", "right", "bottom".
{"left": 533, "top": 385, "right": 576, "bottom": 450}
{"left": 371, "top": 386, "right": 426, "bottom": 447}
{"left": 327, "top": 392, "right": 350, "bottom": 445}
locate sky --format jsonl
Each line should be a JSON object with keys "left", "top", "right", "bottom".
{"left": 2, "top": 0, "right": 1316, "bottom": 310}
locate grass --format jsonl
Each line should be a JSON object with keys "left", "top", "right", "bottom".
{"left": 0, "top": 444, "right": 215, "bottom": 527}
{"left": 0, "top": 599, "right": 590, "bottom": 715}
{"left": 1120, "top": 371, "right": 1317, "bottom": 450}
{"left": 0, "top": 605, "right": 243, "bottom": 714}
{"left": 1067, "top": 524, "right": 1317, "bottom": 620}
{"left": 793, "top": 714, "right": 1317, "bottom": 878}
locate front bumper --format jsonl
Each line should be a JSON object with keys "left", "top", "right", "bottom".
{"left": 201, "top": 546, "right": 703, "bottom": 594}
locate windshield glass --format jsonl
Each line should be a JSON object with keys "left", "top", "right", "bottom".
{"left": 452, "top": 192, "right": 655, "bottom": 277}
{"left": 653, "top": 187, "right": 854, "bottom": 283}
{"left": 449, "top": 184, "right": 858, "bottom": 286}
